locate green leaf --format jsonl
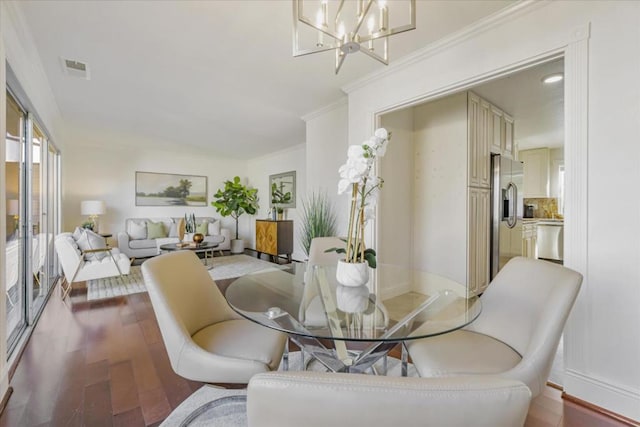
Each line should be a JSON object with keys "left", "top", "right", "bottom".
{"left": 364, "top": 251, "right": 377, "bottom": 269}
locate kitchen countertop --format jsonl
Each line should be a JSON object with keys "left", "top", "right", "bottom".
{"left": 523, "top": 218, "right": 564, "bottom": 224}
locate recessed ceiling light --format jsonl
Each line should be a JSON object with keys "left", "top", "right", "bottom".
{"left": 542, "top": 73, "right": 563, "bottom": 84}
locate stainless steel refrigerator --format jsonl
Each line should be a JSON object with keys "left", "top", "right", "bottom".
{"left": 490, "top": 154, "right": 524, "bottom": 279}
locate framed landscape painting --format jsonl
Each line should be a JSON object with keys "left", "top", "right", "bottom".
{"left": 135, "top": 171, "right": 207, "bottom": 206}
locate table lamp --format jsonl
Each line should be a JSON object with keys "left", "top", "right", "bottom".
{"left": 8, "top": 199, "right": 19, "bottom": 233}
{"left": 81, "top": 200, "right": 105, "bottom": 233}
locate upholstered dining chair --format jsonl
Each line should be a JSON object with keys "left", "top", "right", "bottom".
{"left": 300, "top": 236, "right": 345, "bottom": 327}
{"left": 246, "top": 371, "right": 532, "bottom": 427}
{"left": 142, "top": 251, "right": 287, "bottom": 384}
{"left": 406, "top": 256, "right": 582, "bottom": 398}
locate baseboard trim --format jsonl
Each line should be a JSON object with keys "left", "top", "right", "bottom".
{"left": 562, "top": 392, "right": 640, "bottom": 427}
{"left": 564, "top": 370, "right": 640, "bottom": 425}
{"left": 0, "top": 386, "right": 13, "bottom": 418}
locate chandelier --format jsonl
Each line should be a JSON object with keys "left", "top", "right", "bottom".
{"left": 293, "top": 0, "right": 416, "bottom": 74}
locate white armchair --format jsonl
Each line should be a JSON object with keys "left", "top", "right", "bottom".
{"left": 54, "top": 232, "right": 131, "bottom": 298}
{"left": 407, "top": 256, "right": 583, "bottom": 398}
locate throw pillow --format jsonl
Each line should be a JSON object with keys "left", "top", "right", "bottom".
{"left": 72, "top": 227, "right": 84, "bottom": 241}
{"left": 208, "top": 220, "right": 221, "bottom": 236}
{"left": 168, "top": 221, "right": 178, "bottom": 238}
{"left": 76, "top": 229, "right": 108, "bottom": 261}
{"left": 127, "top": 220, "right": 147, "bottom": 240}
{"left": 196, "top": 221, "right": 208, "bottom": 235}
{"left": 147, "top": 221, "right": 167, "bottom": 239}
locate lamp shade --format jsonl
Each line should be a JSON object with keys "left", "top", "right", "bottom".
{"left": 7, "top": 199, "right": 19, "bottom": 216}
{"left": 81, "top": 200, "right": 105, "bottom": 216}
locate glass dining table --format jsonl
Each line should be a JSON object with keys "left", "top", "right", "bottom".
{"left": 225, "top": 263, "right": 482, "bottom": 375}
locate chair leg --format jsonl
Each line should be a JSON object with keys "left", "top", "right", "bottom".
{"left": 282, "top": 339, "right": 290, "bottom": 371}
{"left": 60, "top": 277, "right": 72, "bottom": 300}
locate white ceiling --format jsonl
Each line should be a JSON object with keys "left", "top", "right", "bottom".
{"left": 472, "top": 58, "right": 564, "bottom": 150}
{"left": 17, "top": 0, "right": 514, "bottom": 158}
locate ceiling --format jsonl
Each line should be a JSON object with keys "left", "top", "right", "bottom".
{"left": 472, "top": 58, "right": 565, "bottom": 150}
{"left": 17, "top": 0, "right": 513, "bottom": 158}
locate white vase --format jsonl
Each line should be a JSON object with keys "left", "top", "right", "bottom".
{"left": 230, "top": 239, "right": 244, "bottom": 254}
{"left": 336, "top": 260, "right": 369, "bottom": 287}
{"left": 183, "top": 233, "right": 194, "bottom": 243}
{"left": 336, "top": 284, "right": 370, "bottom": 313}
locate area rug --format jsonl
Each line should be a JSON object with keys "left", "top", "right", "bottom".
{"left": 86, "top": 254, "right": 289, "bottom": 301}
{"left": 160, "top": 351, "right": 417, "bottom": 426}
{"left": 206, "top": 254, "right": 289, "bottom": 281}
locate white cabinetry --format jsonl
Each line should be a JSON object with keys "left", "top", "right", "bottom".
{"left": 490, "top": 106, "right": 503, "bottom": 155}
{"left": 468, "top": 94, "right": 491, "bottom": 188}
{"left": 468, "top": 188, "right": 490, "bottom": 295}
{"left": 520, "top": 148, "right": 550, "bottom": 197}
{"left": 522, "top": 222, "right": 538, "bottom": 259}
{"left": 503, "top": 114, "right": 514, "bottom": 158}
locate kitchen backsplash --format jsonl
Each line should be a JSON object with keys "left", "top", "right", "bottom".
{"left": 523, "top": 198, "right": 561, "bottom": 218}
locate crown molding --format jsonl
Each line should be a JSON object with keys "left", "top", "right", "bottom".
{"left": 301, "top": 97, "right": 348, "bottom": 122}
{"left": 342, "top": 0, "right": 546, "bottom": 94}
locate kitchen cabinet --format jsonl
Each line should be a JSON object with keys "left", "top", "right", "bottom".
{"left": 503, "top": 114, "right": 514, "bottom": 158}
{"left": 255, "top": 220, "right": 293, "bottom": 263}
{"left": 522, "top": 222, "right": 537, "bottom": 259}
{"left": 490, "top": 106, "right": 503, "bottom": 155}
{"left": 468, "top": 187, "right": 490, "bottom": 295}
{"left": 520, "top": 148, "right": 550, "bottom": 197}
{"left": 468, "top": 94, "right": 491, "bottom": 188}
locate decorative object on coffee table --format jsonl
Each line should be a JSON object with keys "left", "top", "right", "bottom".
{"left": 212, "top": 176, "right": 259, "bottom": 254}
{"left": 326, "top": 128, "right": 390, "bottom": 286}
{"left": 193, "top": 233, "right": 205, "bottom": 244}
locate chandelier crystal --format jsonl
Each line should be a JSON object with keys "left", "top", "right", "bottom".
{"left": 293, "top": 0, "right": 416, "bottom": 74}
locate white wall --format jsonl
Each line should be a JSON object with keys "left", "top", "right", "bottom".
{"left": 246, "top": 143, "right": 306, "bottom": 261}
{"left": 412, "top": 93, "right": 469, "bottom": 284}
{"left": 303, "top": 99, "right": 349, "bottom": 236}
{"left": 379, "top": 108, "right": 414, "bottom": 270}
{"left": 62, "top": 139, "right": 247, "bottom": 242}
{"left": 341, "top": 1, "right": 640, "bottom": 420}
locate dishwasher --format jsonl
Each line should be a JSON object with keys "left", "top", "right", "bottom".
{"left": 536, "top": 222, "right": 564, "bottom": 262}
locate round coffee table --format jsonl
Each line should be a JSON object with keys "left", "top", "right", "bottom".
{"left": 159, "top": 242, "right": 219, "bottom": 269}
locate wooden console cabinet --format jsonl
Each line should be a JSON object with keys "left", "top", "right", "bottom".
{"left": 255, "top": 220, "right": 293, "bottom": 263}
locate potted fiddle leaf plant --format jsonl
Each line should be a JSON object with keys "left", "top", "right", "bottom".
{"left": 212, "top": 176, "right": 259, "bottom": 254}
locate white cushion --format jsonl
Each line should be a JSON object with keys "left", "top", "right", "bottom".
{"left": 208, "top": 220, "right": 221, "bottom": 236}
{"left": 168, "top": 221, "right": 178, "bottom": 238}
{"left": 72, "top": 227, "right": 84, "bottom": 241}
{"left": 75, "top": 229, "right": 108, "bottom": 261}
{"left": 407, "top": 329, "right": 522, "bottom": 378}
{"left": 127, "top": 220, "right": 147, "bottom": 240}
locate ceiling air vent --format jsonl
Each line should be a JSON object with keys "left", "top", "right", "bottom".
{"left": 60, "top": 57, "right": 91, "bottom": 80}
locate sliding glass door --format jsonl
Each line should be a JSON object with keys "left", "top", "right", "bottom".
{"left": 4, "top": 89, "right": 61, "bottom": 353}
{"left": 5, "top": 91, "right": 26, "bottom": 348}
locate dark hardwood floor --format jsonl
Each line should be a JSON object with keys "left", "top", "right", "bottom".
{"left": 0, "top": 259, "right": 635, "bottom": 426}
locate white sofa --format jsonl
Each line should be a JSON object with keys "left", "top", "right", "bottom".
{"left": 117, "top": 217, "right": 231, "bottom": 259}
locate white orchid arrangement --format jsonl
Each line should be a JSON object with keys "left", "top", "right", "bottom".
{"left": 327, "top": 128, "right": 390, "bottom": 268}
